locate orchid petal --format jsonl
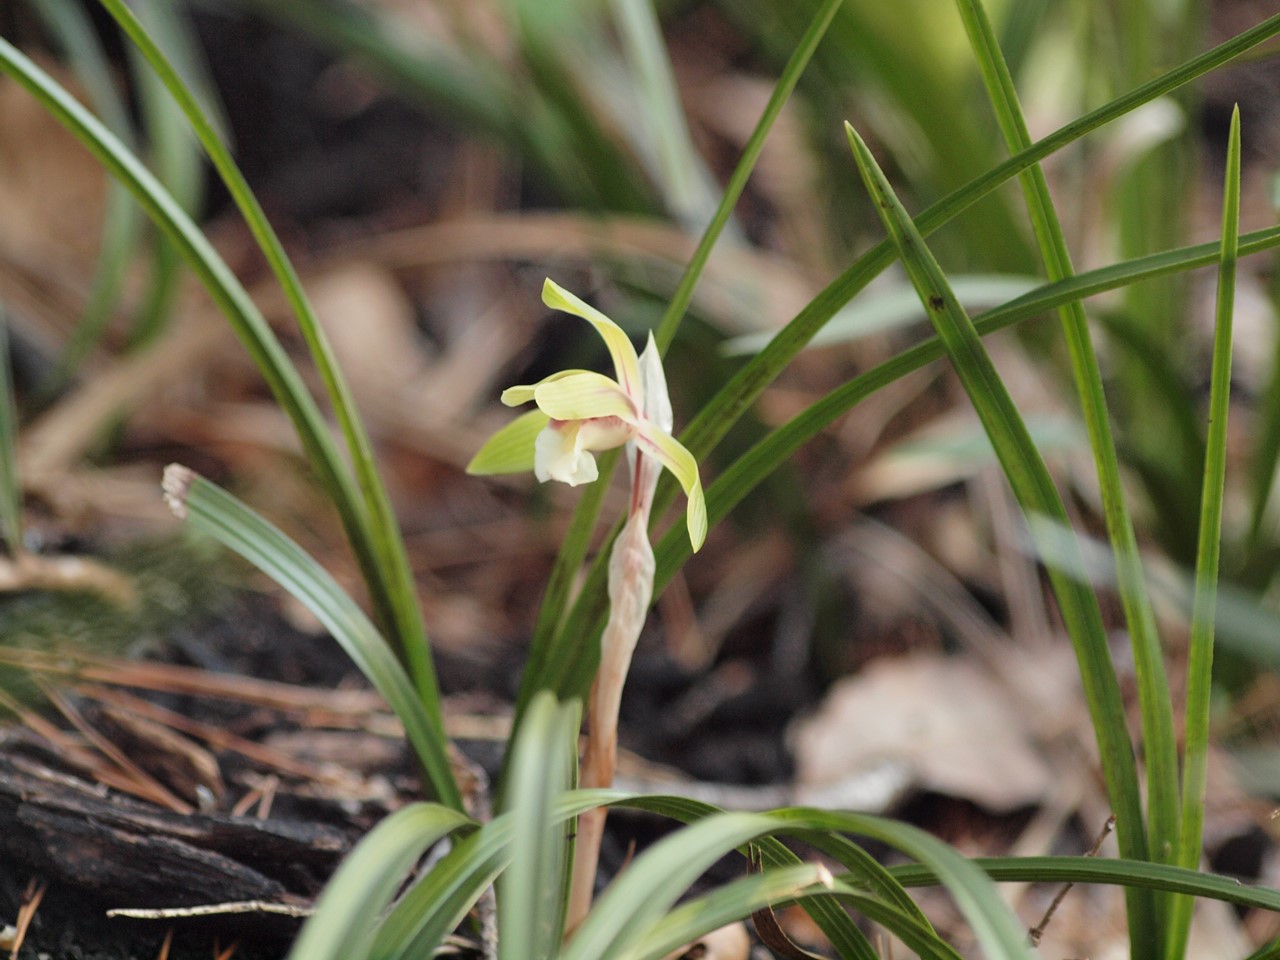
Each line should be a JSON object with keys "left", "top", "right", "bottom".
{"left": 634, "top": 424, "right": 707, "bottom": 552}
{"left": 500, "top": 384, "right": 538, "bottom": 406}
{"left": 636, "top": 332, "right": 672, "bottom": 433}
{"left": 533, "top": 371, "right": 637, "bottom": 422}
{"left": 542, "top": 279, "right": 643, "bottom": 401}
{"left": 500, "top": 369, "right": 594, "bottom": 407}
{"left": 535, "top": 422, "right": 598, "bottom": 486}
{"left": 466, "top": 409, "right": 549, "bottom": 475}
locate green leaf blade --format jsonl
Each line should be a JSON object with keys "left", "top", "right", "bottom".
{"left": 94, "top": 0, "right": 441, "bottom": 721}
{"left": 1167, "top": 103, "right": 1242, "bottom": 960}
{"left": 286, "top": 803, "right": 473, "bottom": 960}
{"left": 843, "top": 121, "right": 1151, "bottom": 936}
{"left": 952, "top": 4, "right": 1178, "bottom": 954}
{"left": 498, "top": 693, "right": 581, "bottom": 960}
{"left": 165, "top": 467, "right": 462, "bottom": 811}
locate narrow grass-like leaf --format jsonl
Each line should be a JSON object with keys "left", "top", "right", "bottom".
{"left": 798, "top": 830, "right": 934, "bottom": 931}
{"left": 124, "top": 0, "right": 209, "bottom": 351}
{"left": 513, "top": 0, "right": 844, "bottom": 721}
{"left": 701, "top": 223, "right": 1280, "bottom": 537}
{"left": 563, "top": 812, "right": 782, "bottom": 960}
{"left": 0, "top": 310, "right": 20, "bottom": 551}
{"left": 722, "top": 275, "right": 1040, "bottom": 356}
{"left": 610, "top": 0, "right": 715, "bottom": 228}
{"left": 607, "top": 794, "right": 937, "bottom": 960}
{"left": 616, "top": 795, "right": 1030, "bottom": 960}
{"left": 622, "top": 869, "right": 904, "bottom": 960}
{"left": 372, "top": 829, "right": 506, "bottom": 960}
{"left": 372, "top": 791, "right": 625, "bottom": 960}
{"left": 625, "top": 866, "right": 829, "bottom": 960}
{"left": 94, "top": 0, "right": 438, "bottom": 711}
{"left": 285, "top": 803, "right": 473, "bottom": 960}
{"left": 773, "top": 808, "right": 1033, "bottom": 960}
{"left": 1166, "top": 104, "right": 1242, "bottom": 960}
{"left": 714, "top": 826, "right": 880, "bottom": 960}
{"left": 542, "top": 14, "right": 1280, "bottom": 705}
{"left": 845, "top": 121, "right": 1150, "bottom": 930}
{"left": 954, "top": 4, "right": 1176, "bottom": 953}
{"left": 671, "top": 9, "right": 1280, "bottom": 474}
{"left": 891, "top": 854, "right": 1280, "bottom": 912}
{"left": 162, "top": 467, "right": 462, "bottom": 811}
{"left": 0, "top": 41, "right": 371, "bottom": 628}
{"left": 0, "top": 31, "right": 460, "bottom": 806}
{"left": 28, "top": 0, "right": 142, "bottom": 395}
{"left": 498, "top": 692, "right": 580, "bottom": 960}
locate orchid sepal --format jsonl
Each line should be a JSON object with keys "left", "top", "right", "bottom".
{"left": 633, "top": 423, "right": 707, "bottom": 552}
{"left": 465, "top": 409, "right": 550, "bottom": 475}
{"left": 542, "top": 279, "right": 642, "bottom": 397}
{"left": 529, "top": 371, "right": 637, "bottom": 422}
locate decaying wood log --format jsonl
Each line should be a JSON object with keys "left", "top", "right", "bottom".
{"left": 0, "top": 753, "right": 349, "bottom": 913}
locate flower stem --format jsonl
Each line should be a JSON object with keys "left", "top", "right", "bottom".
{"left": 566, "top": 503, "right": 656, "bottom": 931}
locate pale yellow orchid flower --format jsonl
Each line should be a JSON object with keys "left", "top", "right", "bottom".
{"left": 467, "top": 279, "right": 707, "bottom": 552}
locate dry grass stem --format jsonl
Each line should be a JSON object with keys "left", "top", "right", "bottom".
{"left": 0, "top": 551, "right": 136, "bottom": 607}
{"left": 9, "top": 879, "right": 46, "bottom": 960}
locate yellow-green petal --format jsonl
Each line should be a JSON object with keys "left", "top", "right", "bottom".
{"left": 501, "top": 384, "right": 538, "bottom": 406}
{"left": 534, "top": 371, "right": 637, "bottom": 422}
{"left": 542, "top": 279, "right": 642, "bottom": 400}
{"left": 500, "top": 369, "right": 594, "bottom": 407}
{"left": 634, "top": 424, "right": 707, "bottom": 552}
{"left": 466, "top": 409, "right": 550, "bottom": 475}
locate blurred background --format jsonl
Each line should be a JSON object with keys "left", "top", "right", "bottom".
{"left": 2, "top": 0, "right": 1280, "bottom": 954}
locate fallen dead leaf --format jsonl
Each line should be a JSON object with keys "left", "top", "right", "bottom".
{"left": 790, "top": 653, "right": 1053, "bottom": 813}
{"left": 660, "top": 922, "right": 750, "bottom": 960}
{"left": 0, "top": 63, "right": 107, "bottom": 278}
{"left": 308, "top": 262, "right": 427, "bottom": 410}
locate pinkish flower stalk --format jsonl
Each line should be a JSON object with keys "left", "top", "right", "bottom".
{"left": 466, "top": 279, "right": 705, "bottom": 933}
{"left": 566, "top": 338, "right": 667, "bottom": 931}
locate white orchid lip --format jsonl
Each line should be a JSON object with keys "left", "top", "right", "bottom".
{"left": 534, "top": 416, "right": 635, "bottom": 486}
{"left": 466, "top": 279, "right": 708, "bottom": 552}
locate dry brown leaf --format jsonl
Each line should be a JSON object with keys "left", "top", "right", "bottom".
{"left": 308, "top": 262, "right": 427, "bottom": 410}
{"left": 0, "top": 551, "right": 136, "bottom": 607}
{"left": 91, "top": 703, "right": 226, "bottom": 809}
{"left": 685, "top": 73, "right": 828, "bottom": 272}
{"left": 791, "top": 653, "right": 1053, "bottom": 813}
{"left": 21, "top": 317, "right": 231, "bottom": 485}
{"left": 321, "top": 213, "right": 815, "bottom": 333}
{"left": 0, "top": 64, "right": 107, "bottom": 279}
{"left": 659, "top": 922, "right": 750, "bottom": 960}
